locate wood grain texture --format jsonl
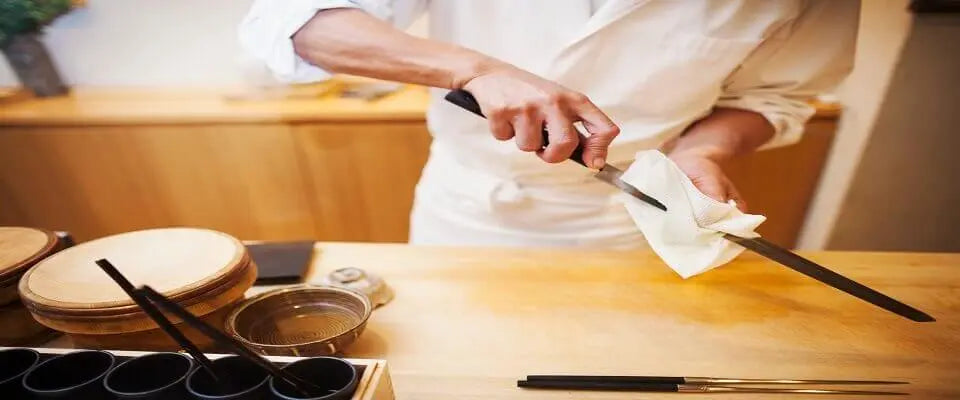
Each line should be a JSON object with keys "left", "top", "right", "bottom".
{"left": 0, "top": 85, "right": 429, "bottom": 126}
{"left": 299, "top": 243, "right": 960, "bottom": 400}
{"left": 0, "top": 124, "right": 318, "bottom": 241}
{"left": 292, "top": 123, "right": 431, "bottom": 242}
{"left": 723, "top": 118, "right": 836, "bottom": 246}
{"left": 0, "top": 227, "right": 55, "bottom": 277}
{"left": 0, "top": 227, "right": 57, "bottom": 305}
{"left": 21, "top": 228, "right": 245, "bottom": 308}
{"left": 0, "top": 85, "right": 835, "bottom": 246}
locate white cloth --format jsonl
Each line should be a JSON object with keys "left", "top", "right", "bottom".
{"left": 620, "top": 150, "right": 766, "bottom": 277}
{"left": 239, "top": 0, "right": 859, "bottom": 248}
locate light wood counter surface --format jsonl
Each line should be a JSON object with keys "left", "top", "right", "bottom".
{"left": 292, "top": 243, "right": 958, "bottom": 399}
{"left": 0, "top": 84, "right": 430, "bottom": 125}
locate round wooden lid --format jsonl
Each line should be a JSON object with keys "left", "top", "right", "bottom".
{"left": 19, "top": 227, "right": 246, "bottom": 315}
{"left": 0, "top": 227, "right": 58, "bottom": 283}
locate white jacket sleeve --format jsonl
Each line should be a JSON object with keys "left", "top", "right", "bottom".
{"left": 716, "top": 0, "right": 860, "bottom": 149}
{"left": 238, "top": 0, "right": 428, "bottom": 83}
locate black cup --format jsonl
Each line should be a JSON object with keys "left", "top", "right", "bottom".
{"left": 104, "top": 352, "right": 195, "bottom": 399}
{"left": 0, "top": 348, "right": 40, "bottom": 398}
{"left": 22, "top": 350, "right": 115, "bottom": 399}
{"left": 186, "top": 356, "right": 271, "bottom": 400}
{"left": 269, "top": 357, "right": 358, "bottom": 400}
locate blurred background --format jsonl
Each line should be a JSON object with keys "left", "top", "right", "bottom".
{"left": 0, "top": 0, "right": 957, "bottom": 251}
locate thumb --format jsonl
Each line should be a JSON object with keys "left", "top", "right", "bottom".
{"left": 573, "top": 99, "right": 620, "bottom": 169}
{"left": 726, "top": 184, "right": 748, "bottom": 212}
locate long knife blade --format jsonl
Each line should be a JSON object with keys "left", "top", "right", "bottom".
{"left": 594, "top": 165, "right": 667, "bottom": 211}
{"left": 724, "top": 234, "right": 935, "bottom": 322}
{"left": 444, "top": 89, "right": 933, "bottom": 322}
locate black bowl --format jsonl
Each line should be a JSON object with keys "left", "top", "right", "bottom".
{"left": 22, "top": 350, "right": 115, "bottom": 399}
{"left": 0, "top": 348, "right": 40, "bottom": 398}
{"left": 186, "top": 356, "right": 271, "bottom": 400}
{"left": 105, "top": 352, "right": 194, "bottom": 399}
{"left": 269, "top": 357, "right": 357, "bottom": 400}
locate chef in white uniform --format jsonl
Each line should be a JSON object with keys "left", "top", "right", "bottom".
{"left": 240, "top": 0, "right": 859, "bottom": 248}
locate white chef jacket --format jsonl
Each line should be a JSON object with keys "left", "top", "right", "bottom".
{"left": 240, "top": 0, "right": 859, "bottom": 248}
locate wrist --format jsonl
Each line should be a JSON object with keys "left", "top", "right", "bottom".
{"left": 450, "top": 52, "right": 509, "bottom": 90}
{"left": 667, "top": 144, "right": 733, "bottom": 163}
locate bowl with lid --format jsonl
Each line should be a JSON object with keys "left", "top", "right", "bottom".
{"left": 18, "top": 227, "right": 257, "bottom": 350}
{"left": 0, "top": 227, "right": 65, "bottom": 345}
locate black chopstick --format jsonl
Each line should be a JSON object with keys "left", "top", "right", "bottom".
{"left": 136, "top": 286, "right": 327, "bottom": 395}
{"left": 94, "top": 258, "right": 325, "bottom": 396}
{"left": 527, "top": 375, "right": 684, "bottom": 383}
{"left": 94, "top": 259, "right": 221, "bottom": 382}
{"left": 519, "top": 380, "right": 679, "bottom": 392}
{"left": 525, "top": 375, "right": 908, "bottom": 385}
{"left": 517, "top": 380, "right": 906, "bottom": 395}
{"left": 520, "top": 374, "right": 909, "bottom": 395}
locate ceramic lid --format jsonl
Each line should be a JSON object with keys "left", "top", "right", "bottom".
{"left": 0, "top": 227, "right": 58, "bottom": 283}
{"left": 19, "top": 227, "right": 247, "bottom": 315}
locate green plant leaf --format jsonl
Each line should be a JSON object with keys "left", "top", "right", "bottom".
{"left": 0, "top": 0, "right": 72, "bottom": 47}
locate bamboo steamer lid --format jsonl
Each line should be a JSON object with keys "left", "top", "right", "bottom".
{"left": 18, "top": 227, "right": 256, "bottom": 335}
{"left": 0, "top": 227, "right": 59, "bottom": 305}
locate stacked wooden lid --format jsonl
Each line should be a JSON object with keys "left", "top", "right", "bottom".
{"left": 0, "top": 227, "right": 60, "bottom": 304}
{"left": 18, "top": 227, "right": 257, "bottom": 349}
{"left": 0, "top": 227, "right": 62, "bottom": 345}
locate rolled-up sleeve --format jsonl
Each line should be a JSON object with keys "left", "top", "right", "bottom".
{"left": 238, "top": 0, "right": 427, "bottom": 83}
{"left": 716, "top": 0, "right": 860, "bottom": 150}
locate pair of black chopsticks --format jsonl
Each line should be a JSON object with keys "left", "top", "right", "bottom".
{"left": 94, "top": 259, "right": 329, "bottom": 397}
{"left": 518, "top": 375, "right": 908, "bottom": 395}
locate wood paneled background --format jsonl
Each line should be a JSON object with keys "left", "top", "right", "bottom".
{"left": 0, "top": 85, "right": 837, "bottom": 247}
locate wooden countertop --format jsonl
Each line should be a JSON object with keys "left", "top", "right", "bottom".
{"left": 0, "top": 82, "right": 430, "bottom": 126}
{"left": 0, "top": 82, "right": 840, "bottom": 126}
{"left": 293, "top": 243, "right": 955, "bottom": 399}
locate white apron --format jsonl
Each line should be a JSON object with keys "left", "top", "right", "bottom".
{"left": 410, "top": 0, "right": 798, "bottom": 247}
{"left": 239, "top": 0, "right": 860, "bottom": 248}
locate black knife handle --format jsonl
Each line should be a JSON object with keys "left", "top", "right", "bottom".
{"left": 444, "top": 89, "right": 589, "bottom": 167}
{"left": 525, "top": 375, "right": 686, "bottom": 384}
{"left": 517, "top": 380, "right": 680, "bottom": 392}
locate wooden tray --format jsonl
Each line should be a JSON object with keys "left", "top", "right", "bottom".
{"left": 5, "top": 347, "right": 395, "bottom": 400}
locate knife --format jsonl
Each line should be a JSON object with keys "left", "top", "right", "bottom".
{"left": 444, "top": 90, "right": 667, "bottom": 211}
{"left": 444, "top": 89, "right": 934, "bottom": 322}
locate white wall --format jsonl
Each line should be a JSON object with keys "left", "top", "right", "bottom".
{"left": 796, "top": 0, "right": 914, "bottom": 249}
{"left": 0, "top": 0, "right": 269, "bottom": 87}
{"left": 826, "top": 12, "right": 960, "bottom": 251}
{"left": 0, "top": 0, "right": 431, "bottom": 88}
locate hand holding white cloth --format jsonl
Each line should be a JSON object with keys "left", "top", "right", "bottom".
{"left": 620, "top": 150, "right": 766, "bottom": 278}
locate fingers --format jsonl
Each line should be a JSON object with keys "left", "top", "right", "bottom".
{"left": 488, "top": 111, "right": 514, "bottom": 141}
{"left": 572, "top": 95, "right": 620, "bottom": 169}
{"left": 472, "top": 81, "right": 616, "bottom": 166}
{"left": 726, "top": 182, "right": 748, "bottom": 212}
{"left": 538, "top": 107, "right": 578, "bottom": 163}
{"left": 690, "top": 176, "right": 728, "bottom": 204}
{"left": 512, "top": 107, "right": 543, "bottom": 152}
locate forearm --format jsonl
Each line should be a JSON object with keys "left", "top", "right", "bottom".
{"left": 292, "top": 8, "right": 501, "bottom": 89}
{"left": 666, "top": 108, "right": 775, "bottom": 161}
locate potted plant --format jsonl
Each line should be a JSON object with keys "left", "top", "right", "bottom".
{"left": 0, "top": 0, "right": 72, "bottom": 96}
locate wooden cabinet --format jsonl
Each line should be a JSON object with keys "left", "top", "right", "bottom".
{"left": 0, "top": 85, "right": 837, "bottom": 247}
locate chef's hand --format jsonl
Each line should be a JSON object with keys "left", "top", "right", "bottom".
{"left": 663, "top": 108, "right": 777, "bottom": 213}
{"left": 461, "top": 65, "right": 620, "bottom": 169}
{"left": 668, "top": 150, "right": 747, "bottom": 212}
{"left": 293, "top": 10, "right": 618, "bottom": 167}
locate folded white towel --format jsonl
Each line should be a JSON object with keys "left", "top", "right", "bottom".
{"left": 619, "top": 150, "right": 766, "bottom": 278}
